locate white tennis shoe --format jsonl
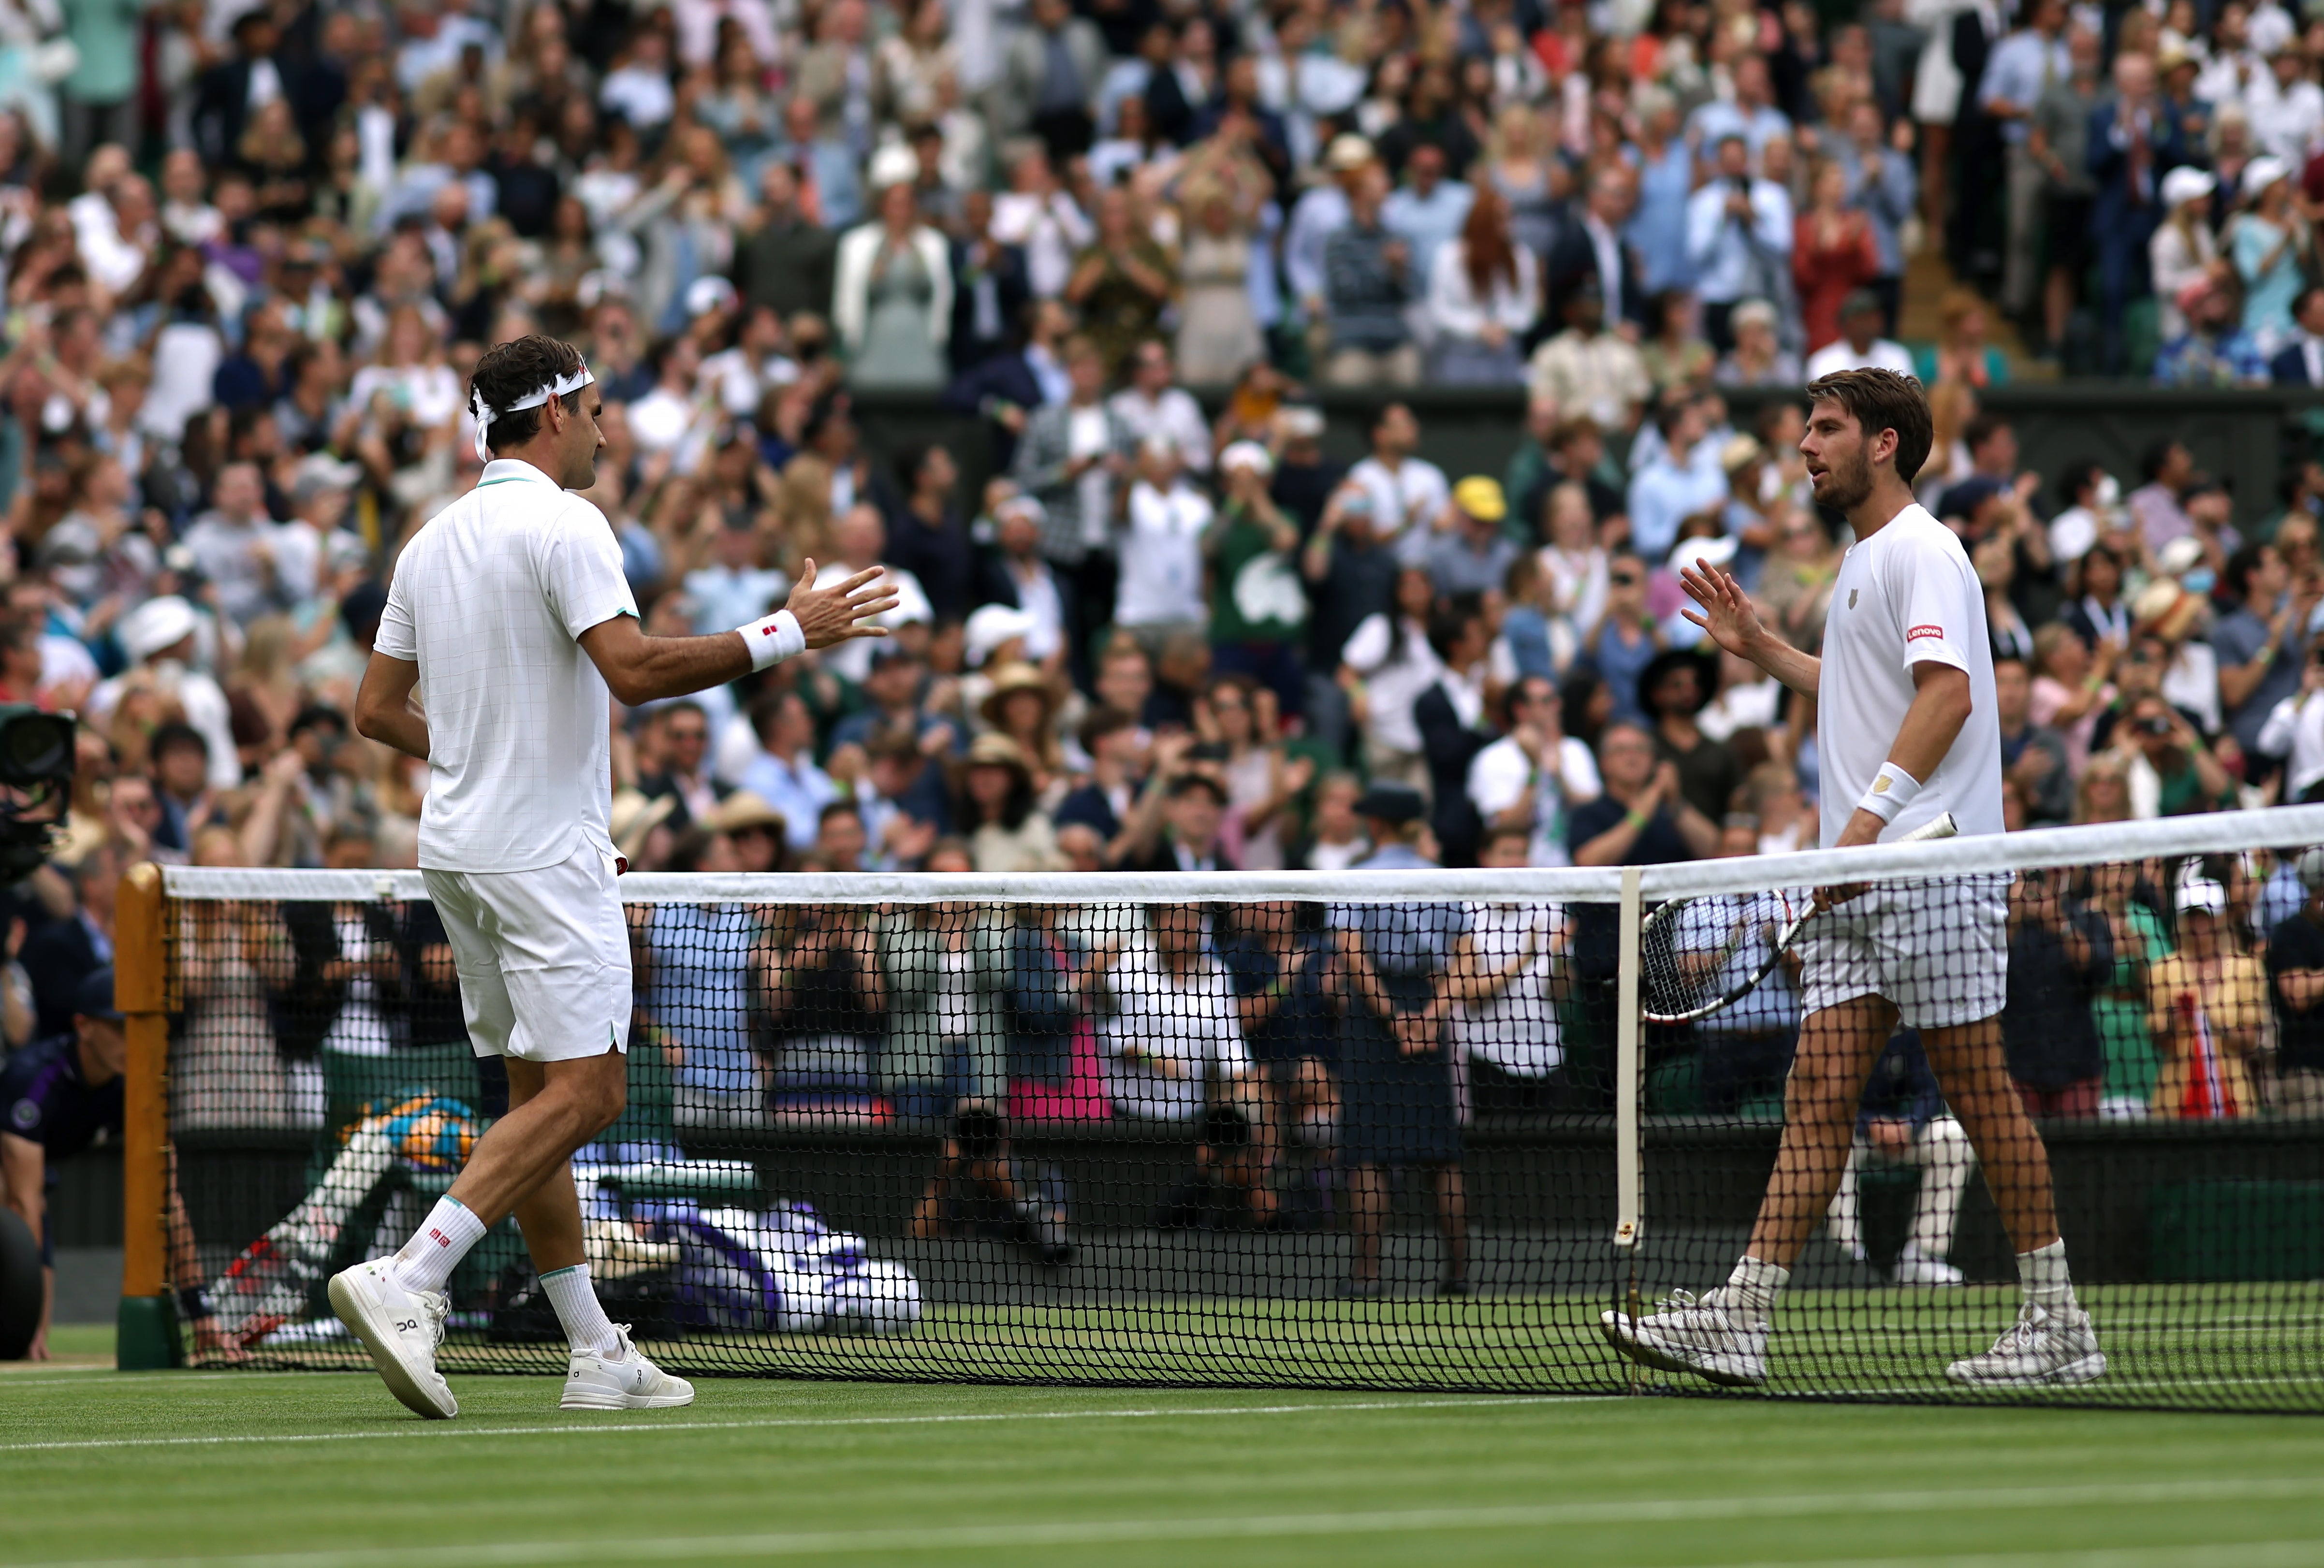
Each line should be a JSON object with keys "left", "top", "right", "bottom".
{"left": 1946, "top": 1301, "right": 2106, "bottom": 1387}
{"left": 561, "top": 1325, "right": 696, "bottom": 1410}
{"left": 1601, "top": 1287, "right": 1769, "bottom": 1387}
{"left": 327, "top": 1259, "right": 456, "bottom": 1419}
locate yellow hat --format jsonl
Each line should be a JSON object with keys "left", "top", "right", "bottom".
{"left": 1453, "top": 476, "right": 1506, "bottom": 523}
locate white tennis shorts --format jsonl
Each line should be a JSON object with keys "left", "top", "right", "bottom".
{"left": 1798, "top": 872, "right": 2010, "bottom": 1031}
{"left": 422, "top": 840, "right": 632, "bottom": 1063}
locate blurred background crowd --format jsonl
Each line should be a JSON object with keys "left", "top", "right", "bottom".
{"left": 0, "top": 0, "right": 2319, "bottom": 1126}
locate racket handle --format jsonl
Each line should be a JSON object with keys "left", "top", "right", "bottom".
{"left": 1897, "top": 811, "right": 1958, "bottom": 843}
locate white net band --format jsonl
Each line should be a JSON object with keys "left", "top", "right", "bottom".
{"left": 158, "top": 804, "right": 2324, "bottom": 905}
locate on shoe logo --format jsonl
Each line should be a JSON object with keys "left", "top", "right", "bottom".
{"left": 395, "top": 1319, "right": 419, "bottom": 1333}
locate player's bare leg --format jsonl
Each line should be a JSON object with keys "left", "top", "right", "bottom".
{"left": 1603, "top": 998, "right": 1888, "bottom": 1386}
{"left": 487, "top": 1060, "right": 694, "bottom": 1409}
{"left": 1920, "top": 1017, "right": 2058, "bottom": 1252}
{"left": 1923, "top": 1016, "right": 2102, "bottom": 1386}
{"left": 1745, "top": 998, "right": 1895, "bottom": 1266}
{"left": 446, "top": 1050, "right": 627, "bottom": 1226}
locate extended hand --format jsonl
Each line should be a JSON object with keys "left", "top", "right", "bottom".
{"left": 1679, "top": 563, "right": 1769, "bottom": 660}
{"left": 786, "top": 559, "right": 900, "bottom": 649}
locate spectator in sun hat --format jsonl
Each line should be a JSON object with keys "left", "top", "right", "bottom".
{"left": 955, "top": 731, "right": 1065, "bottom": 873}
{"left": 1285, "top": 133, "right": 1377, "bottom": 328}
{"left": 96, "top": 596, "right": 239, "bottom": 790}
{"left": 2146, "top": 874, "right": 2265, "bottom": 1118}
{"left": 2132, "top": 578, "right": 2224, "bottom": 736}
{"left": 1207, "top": 440, "right": 1310, "bottom": 719}
{"left": 2231, "top": 154, "right": 2308, "bottom": 351}
{"left": 1422, "top": 477, "right": 1520, "bottom": 598}
{"left": 834, "top": 142, "right": 953, "bottom": 392}
{"left": 2149, "top": 164, "right": 2221, "bottom": 346}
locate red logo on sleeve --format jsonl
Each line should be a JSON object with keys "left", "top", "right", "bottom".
{"left": 1908, "top": 624, "right": 1945, "bottom": 641}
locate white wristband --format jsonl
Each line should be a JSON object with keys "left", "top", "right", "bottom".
{"left": 737, "top": 610, "right": 805, "bottom": 671}
{"left": 1856, "top": 762, "right": 1923, "bottom": 825}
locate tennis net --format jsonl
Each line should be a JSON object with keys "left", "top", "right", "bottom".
{"left": 121, "top": 804, "right": 2324, "bottom": 1409}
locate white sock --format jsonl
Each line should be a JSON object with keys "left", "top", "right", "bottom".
{"left": 2017, "top": 1238, "right": 2078, "bottom": 1315}
{"left": 1725, "top": 1256, "right": 1789, "bottom": 1323}
{"left": 541, "top": 1264, "right": 623, "bottom": 1358}
{"left": 390, "top": 1197, "right": 486, "bottom": 1297}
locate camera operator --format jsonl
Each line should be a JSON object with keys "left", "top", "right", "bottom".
{"left": 909, "top": 1098, "right": 1071, "bottom": 1266}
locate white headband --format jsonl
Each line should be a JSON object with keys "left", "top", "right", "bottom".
{"left": 470, "top": 360, "right": 596, "bottom": 462}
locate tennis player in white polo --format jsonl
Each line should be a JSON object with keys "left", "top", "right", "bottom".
{"left": 1603, "top": 368, "right": 2104, "bottom": 1389}
{"left": 330, "top": 336, "right": 894, "bottom": 1419}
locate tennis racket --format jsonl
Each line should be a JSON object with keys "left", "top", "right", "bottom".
{"left": 1638, "top": 812, "right": 1958, "bottom": 1024}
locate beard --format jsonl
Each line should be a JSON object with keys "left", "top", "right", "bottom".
{"left": 1811, "top": 447, "right": 1874, "bottom": 511}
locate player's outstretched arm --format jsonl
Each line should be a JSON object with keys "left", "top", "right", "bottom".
{"left": 1679, "top": 563, "right": 1820, "bottom": 695}
{"left": 577, "top": 561, "right": 899, "bottom": 706}
{"left": 353, "top": 653, "right": 430, "bottom": 760}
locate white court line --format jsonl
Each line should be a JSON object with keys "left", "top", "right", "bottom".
{"left": 1696, "top": 1548, "right": 2324, "bottom": 1568}
{"left": 17, "top": 1479, "right": 2324, "bottom": 1568}
{"left": 0, "top": 1393, "right": 1585, "bottom": 1454}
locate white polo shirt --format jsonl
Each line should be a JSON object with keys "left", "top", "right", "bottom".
{"left": 1100, "top": 948, "right": 1250, "bottom": 1121}
{"left": 1817, "top": 503, "right": 2003, "bottom": 845}
{"left": 377, "top": 459, "right": 639, "bottom": 873}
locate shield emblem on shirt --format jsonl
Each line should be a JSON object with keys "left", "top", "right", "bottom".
{"left": 1848, "top": 588, "right": 1858, "bottom": 609}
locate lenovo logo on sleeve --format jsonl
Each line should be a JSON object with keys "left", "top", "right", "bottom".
{"left": 1907, "top": 624, "right": 1944, "bottom": 642}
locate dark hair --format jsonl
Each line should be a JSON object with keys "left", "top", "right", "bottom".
{"left": 818, "top": 799, "right": 863, "bottom": 828}
{"left": 2056, "top": 458, "right": 2107, "bottom": 510}
{"left": 150, "top": 721, "right": 208, "bottom": 761}
{"left": 1654, "top": 392, "right": 1700, "bottom": 438}
{"left": 664, "top": 826, "right": 721, "bottom": 873}
{"left": 1479, "top": 821, "right": 1533, "bottom": 857}
{"left": 1165, "top": 770, "right": 1228, "bottom": 805}
{"left": 1559, "top": 670, "right": 1611, "bottom": 746}
{"left": 1961, "top": 413, "right": 2010, "bottom": 455}
{"left": 1501, "top": 673, "right": 1558, "bottom": 729}
{"left": 1426, "top": 595, "right": 1484, "bottom": 662}
{"left": 2140, "top": 438, "right": 2185, "bottom": 484}
{"left": 470, "top": 335, "right": 586, "bottom": 452}
{"left": 2224, "top": 540, "right": 2274, "bottom": 603}
{"left": 959, "top": 756, "right": 1037, "bottom": 831}
{"left": 289, "top": 704, "right": 347, "bottom": 739}
{"left": 1078, "top": 703, "right": 1137, "bottom": 751}
{"left": 1803, "top": 367, "right": 1933, "bottom": 484}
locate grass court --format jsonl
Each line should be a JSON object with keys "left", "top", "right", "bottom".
{"left": 13, "top": 1319, "right": 2324, "bottom": 1568}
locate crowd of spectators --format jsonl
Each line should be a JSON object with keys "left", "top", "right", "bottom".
{"left": 0, "top": 0, "right": 2322, "bottom": 1169}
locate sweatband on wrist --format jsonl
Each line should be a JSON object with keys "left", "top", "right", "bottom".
{"left": 177, "top": 1284, "right": 212, "bottom": 1321}
{"left": 737, "top": 610, "right": 805, "bottom": 671}
{"left": 1857, "top": 761, "right": 1923, "bottom": 825}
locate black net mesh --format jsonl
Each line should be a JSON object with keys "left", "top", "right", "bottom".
{"left": 149, "top": 828, "right": 2324, "bottom": 1409}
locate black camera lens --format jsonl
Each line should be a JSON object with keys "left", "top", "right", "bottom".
{"left": 0, "top": 710, "right": 71, "bottom": 782}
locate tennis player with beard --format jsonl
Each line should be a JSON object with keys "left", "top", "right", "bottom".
{"left": 1602, "top": 368, "right": 2104, "bottom": 1389}
{"left": 330, "top": 336, "right": 894, "bottom": 1418}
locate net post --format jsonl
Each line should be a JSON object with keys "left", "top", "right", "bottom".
{"left": 1613, "top": 866, "right": 1642, "bottom": 1389}
{"left": 115, "top": 862, "right": 179, "bottom": 1370}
